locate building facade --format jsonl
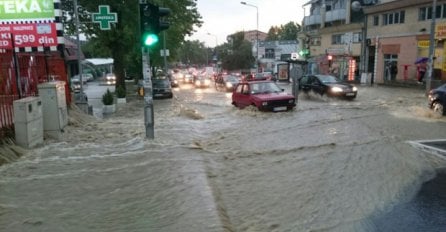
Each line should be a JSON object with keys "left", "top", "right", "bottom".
{"left": 302, "top": 0, "right": 446, "bottom": 84}
{"left": 365, "top": 0, "right": 446, "bottom": 83}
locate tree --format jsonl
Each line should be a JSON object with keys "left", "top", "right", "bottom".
{"left": 265, "top": 22, "right": 301, "bottom": 41}
{"left": 221, "top": 32, "right": 254, "bottom": 70}
{"left": 266, "top": 26, "right": 280, "bottom": 41}
{"left": 280, "top": 22, "right": 301, "bottom": 40}
{"left": 62, "top": 0, "right": 202, "bottom": 89}
{"left": 177, "top": 40, "right": 208, "bottom": 65}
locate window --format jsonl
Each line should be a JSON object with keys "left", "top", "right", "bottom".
{"left": 352, "top": 32, "right": 362, "bottom": 43}
{"left": 373, "top": 15, "right": 379, "bottom": 26}
{"left": 382, "top": 11, "right": 405, "bottom": 25}
{"left": 332, "top": 34, "right": 343, "bottom": 45}
{"left": 419, "top": 4, "right": 446, "bottom": 21}
{"left": 265, "top": 48, "right": 275, "bottom": 59}
{"left": 310, "top": 37, "right": 321, "bottom": 46}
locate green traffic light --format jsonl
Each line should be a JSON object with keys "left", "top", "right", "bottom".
{"left": 143, "top": 33, "right": 159, "bottom": 46}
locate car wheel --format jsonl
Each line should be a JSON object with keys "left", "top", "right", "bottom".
{"left": 432, "top": 101, "right": 445, "bottom": 116}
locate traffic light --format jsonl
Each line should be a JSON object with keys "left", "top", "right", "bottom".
{"left": 139, "top": 3, "right": 171, "bottom": 47}
{"left": 298, "top": 49, "right": 310, "bottom": 58}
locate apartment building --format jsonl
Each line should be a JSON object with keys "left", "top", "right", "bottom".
{"left": 364, "top": 0, "right": 446, "bottom": 83}
{"left": 302, "top": 0, "right": 446, "bottom": 84}
{"left": 302, "top": 0, "right": 370, "bottom": 80}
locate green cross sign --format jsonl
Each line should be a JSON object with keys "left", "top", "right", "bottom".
{"left": 92, "top": 5, "right": 118, "bottom": 30}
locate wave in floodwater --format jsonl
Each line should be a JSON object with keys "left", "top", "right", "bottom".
{"left": 1, "top": 85, "right": 446, "bottom": 232}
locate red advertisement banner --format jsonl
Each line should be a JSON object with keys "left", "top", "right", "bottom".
{"left": 0, "top": 23, "right": 58, "bottom": 49}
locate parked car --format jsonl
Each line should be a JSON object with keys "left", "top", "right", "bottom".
{"left": 428, "top": 83, "right": 446, "bottom": 116}
{"left": 70, "top": 80, "right": 81, "bottom": 93}
{"left": 299, "top": 74, "right": 358, "bottom": 99}
{"left": 232, "top": 80, "right": 296, "bottom": 112}
{"left": 152, "top": 78, "right": 173, "bottom": 99}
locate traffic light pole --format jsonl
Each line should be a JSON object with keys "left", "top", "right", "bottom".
{"left": 142, "top": 47, "right": 155, "bottom": 139}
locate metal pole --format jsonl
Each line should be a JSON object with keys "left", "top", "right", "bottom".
{"left": 11, "top": 33, "right": 22, "bottom": 98}
{"left": 426, "top": 0, "right": 437, "bottom": 94}
{"left": 73, "top": 0, "right": 84, "bottom": 91}
{"left": 142, "top": 47, "right": 154, "bottom": 139}
{"left": 256, "top": 6, "right": 259, "bottom": 70}
{"left": 163, "top": 31, "right": 167, "bottom": 73}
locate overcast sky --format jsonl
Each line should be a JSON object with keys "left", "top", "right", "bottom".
{"left": 187, "top": 0, "right": 306, "bottom": 47}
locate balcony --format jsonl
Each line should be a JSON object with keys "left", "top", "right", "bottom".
{"left": 304, "top": 15, "right": 322, "bottom": 26}
{"left": 325, "top": 8, "right": 347, "bottom": 22}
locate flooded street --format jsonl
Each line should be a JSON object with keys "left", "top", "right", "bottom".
{"left": 1, "top": 82, "right": 446, "bottom": 232}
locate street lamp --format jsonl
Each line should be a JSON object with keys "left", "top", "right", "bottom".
{"left": 207, "top": 32, "right": 218, "bottom": 47}
{"left": 240, "top": 1, "right": 259, "bottom": 69}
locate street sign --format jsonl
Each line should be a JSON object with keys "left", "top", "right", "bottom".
{"left": 160, "top": 49, "right": 170, "bottom": 56}
{"left": 92, "top": 5, "right": 117, "bottom": 30}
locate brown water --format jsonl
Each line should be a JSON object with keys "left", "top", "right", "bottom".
{"left": 1, "top": 84, "right": 445, "bottom": 232}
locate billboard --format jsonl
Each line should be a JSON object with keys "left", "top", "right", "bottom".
{"left": 0, "top": 0, "right": 55, "bottom": 21}
{"left": 0, "top": 23, "right": 58, "bottom": 49}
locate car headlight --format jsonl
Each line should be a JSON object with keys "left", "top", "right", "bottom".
{"left": 262, "top": 102, "right": 268, "bottom": 106}
{"left": 331, "top": 86, "right": 343, "bottom": 93}
{"left": 288, "top": 99, "right": 294, "bottom": 104}
{"left": 352, "top": 86, "right": 358, "bottom": 91}
{"left": 195, "top": 80, "right": 200, "bottom": 85}
{"left": 226, "top": 82, "right": 232, "bottom": 87}
{"left": 205, "top": 79, "right": 211, "bottom": 85}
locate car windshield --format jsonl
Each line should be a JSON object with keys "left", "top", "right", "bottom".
{"left": 225, "top": 76, "right": 238, "bottom": 82}
{"left": 250, "top": 82, "right": 282, "bottom": 94}
{"left": 153, "top": 79, "right": 170, "bottom": 88}
{"left": 318, "top": 75, "right": 340, "bottom": 84}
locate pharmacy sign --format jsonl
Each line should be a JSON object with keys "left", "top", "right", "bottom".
{"left": 0, "top": 0, "right": 55, "bottom": 21}
{"left": 92, "top": 5, "right": 117, "bottom": 30}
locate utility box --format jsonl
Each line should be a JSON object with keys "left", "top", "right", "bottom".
{"left": 37, "top": 81, "right": 68, "bottom": 139}
{"left": 13, "top": 96, "right": 43, "bottom": 148}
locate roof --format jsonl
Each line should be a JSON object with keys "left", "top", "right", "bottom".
{"left": 84, "top": 58, "right": 114, "bottom": 66}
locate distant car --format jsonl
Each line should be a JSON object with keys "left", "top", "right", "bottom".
{"left": 71, "top": 75, "right": 87, "bottom": 85}
{"left": 232, "top": 80, "right": 296, "bottom": 112}
{"left": 428, "top": 83, "right": 446, "bottom": 116}
{"left": 255, "top": 72, "right": 274, "bottom": 81}
{"left": 183, "top": 72, "right": 193, "bottom": 83}
{"left": 70, "top": 80, "right": 81, "bottom": 93}
{"left": 221, "top": 75, "right": 240, "bottom": 91}
{"left": 194, "top": 76, "right": 211, "bottom": 88}
{"left": 152, "top": 78, "right": 173, "bottom": 99}
{"left": 105, "top": 73, "right": 116, "bottom": 85}
{"left": 299, "top": 74, "right": 358, "bottom": 99}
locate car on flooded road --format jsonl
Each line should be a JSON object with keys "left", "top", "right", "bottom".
{"left": 152, "top": 78, "right": 173, "bottom": 99}
{"left": 299, "top": 74, "right": 358, "bottom": 99}
{"left": 194, "top": 75, "right": 211, "bottom": 88}
{"left": 231, "top": 80, "right": 296, "bottom": 112}
{"left": 428, "top": 83, "right": 446, "bottom": 116}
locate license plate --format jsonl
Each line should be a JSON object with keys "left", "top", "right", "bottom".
{"left": 273, "top": 106, "right": 287, "bottom": 111}
{"left": 155, "top": 94, "right": 163, "bottom": 97}
{"left": 346, "top": 92, "right": 355, "bottom": 96}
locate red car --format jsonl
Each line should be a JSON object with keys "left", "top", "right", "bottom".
{"left": 231, "top": 80, "right": 296, "bottom": 112}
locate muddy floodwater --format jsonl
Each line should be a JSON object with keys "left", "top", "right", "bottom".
{"left": 1, "top": 83, "right": 446, "bottom": 232}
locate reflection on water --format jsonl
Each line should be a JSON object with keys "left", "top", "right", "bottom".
{"left": 369, "top": 171, "right": 446, "bottom": 232}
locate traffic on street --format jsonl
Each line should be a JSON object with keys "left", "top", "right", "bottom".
{"left": 1, "top": 78, "right": 446, "bottom": 232}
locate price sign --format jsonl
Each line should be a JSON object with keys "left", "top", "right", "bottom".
{"left": 0, "top": 23, "right": 58, "bottom": 49}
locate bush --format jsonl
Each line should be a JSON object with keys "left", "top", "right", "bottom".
{"left": 115, "top": 85, "right": 126, "bottom": 98}
{"left": 102, "top": 88, "right": 114, "bottom": 105}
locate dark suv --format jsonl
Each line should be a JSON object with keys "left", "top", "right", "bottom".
{"left": 428, "top": 83, "right": 446, "bottom": 116}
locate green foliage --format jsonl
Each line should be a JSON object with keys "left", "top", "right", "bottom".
{"left": 102, "top": 89, "right": 114, "bottom": 105}
{"left": 265, "top": 21, "right": 301, "bottom": 41}
{"left": 61, "top": 0, "right": 202, "bottom": 87}
{"left": 115, "top": 85, "right": 126, "bottom": 98}
{"left": 177, "top": 40, "right": 208, "bottom": 65}
{"left": 221, "top": 32, "right": 255, "bottom": 70}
